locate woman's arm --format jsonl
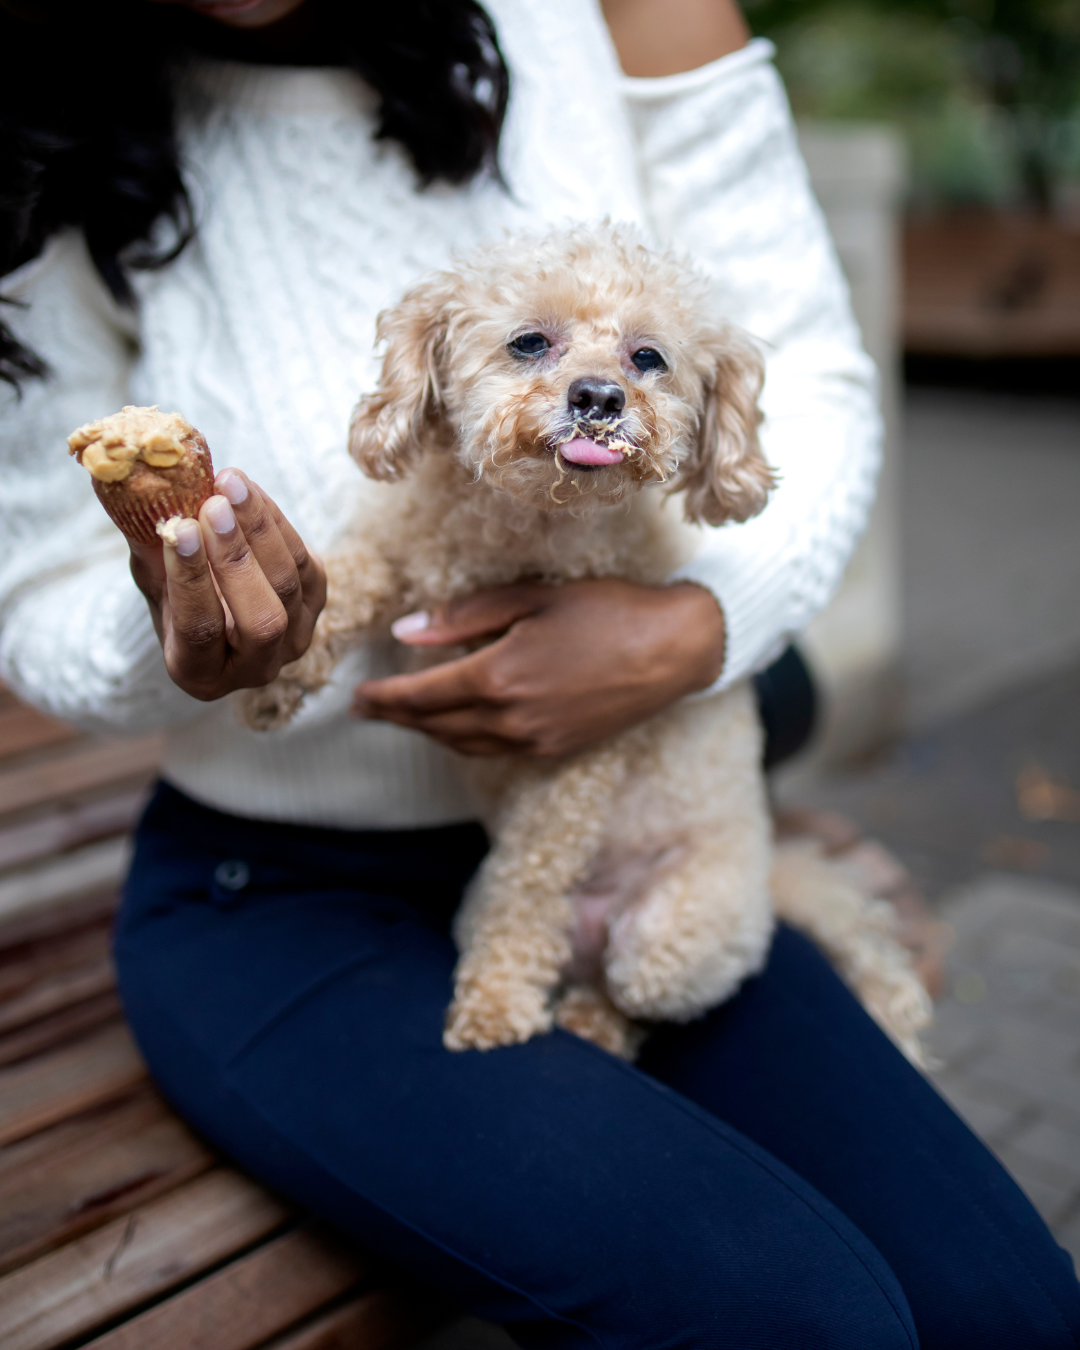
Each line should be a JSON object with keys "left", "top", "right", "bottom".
{"left": 0, "top": 229, "right": 194, "bottom": 732}
{"left": 599, "top": 0, "right": 749, "bottom": 77}
{"left": 0, "top": 230, "right": 325, "bottom": 728}
{"left": 623, "top": 35, "right": 880, "bottom": 692}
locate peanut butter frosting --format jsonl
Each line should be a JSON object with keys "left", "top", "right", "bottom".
{"left": 155, "top": 515, "right": 186, "bottom": 546}
{"left": 68, "top": 406, "right": 195, "bottom": 483}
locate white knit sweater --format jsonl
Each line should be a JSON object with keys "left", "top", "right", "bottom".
{"left": 0, "top": 6, "right": 879, "bottom": 830}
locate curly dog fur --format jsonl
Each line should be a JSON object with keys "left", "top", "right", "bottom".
{"left": 241, "top": 225, "right": 930, "bottom": 1063}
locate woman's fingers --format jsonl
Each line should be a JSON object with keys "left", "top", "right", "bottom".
{"left": 198, "top": 493, "right": 291, "bottom": 661}
{"left": 217, "top": 471, "right": 326, "bottom": 654}
{"left": 246, "top": 479, "right": 327, "bottom": 624}
{"left": 391, "top": 584, "right": 544, "bottom": 647}
{"left": 391, "top": 705, "right": 526, "bottom": 756}
{"left": 215, "top": 471, "right": 308, "bottom": 652}
{"left": 158, "top": 517, "right": 229, "bottom": 693}
{"left": 354, "top": 650, "right": 542, "bottom": 755}
{"left": 353, "top": 649, "right": 504, "bottom": 720}
{"left": 137, "top": 469, "right": 327, "bottom": 701}
{"left": 358, "top": 690, "right": 522, "bottom": 756}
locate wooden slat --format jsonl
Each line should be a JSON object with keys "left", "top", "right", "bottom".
{"left": 0, "top": 1169, "right": 291, "bottom": 1350}
{"left": 0, "top": 920, "right": 109, "bottom": 1004}
{"left": 0, "top": 788, "right": 147, "bottom": 875}
{"left": 0, "top": 953, "right": 115, "bottom": 1039}
{"left": 0, "top": 735, "right": 162, "bottom": 823}
{"left": 0, "top": 1086, "right": 162, "bottom": 1179}
{"left": 262, "top": 1288, "right": 448, "bottom": 1350}
{"left": 0, "top": 706, "right": 77, "bottom": 763}
{"left": 0, "top": 1022, "right": 147, "bottom": 1148}
{"left": 78, "top": 1223, "right": 363, "bottom": 1350}
{"left": 0, "top": 840, "right": 127, "bottom": 953}
{"left": 0, "top": 922, "right": 114, "bottom": 1035}
{"left": 0, "top": 992, "right": 122, "bottom": 1069}
{"left": 0, "top": 1091, "right": 213, "bottom": 1275}
{"left": 0, "top": 889, "right": 118, "bottom": 953}
{"left": 0, "top": 836, "right": 127, "bottom": 923}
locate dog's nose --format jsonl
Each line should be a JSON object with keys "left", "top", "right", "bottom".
{"left": 568, "top": 377, "right": 625, "bottom": 419}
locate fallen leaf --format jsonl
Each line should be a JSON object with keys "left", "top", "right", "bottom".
{"left": 1016, "top": 764, "right": 1080, "bottom": 823}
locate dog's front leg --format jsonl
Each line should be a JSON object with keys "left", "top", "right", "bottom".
{"left": 238, "top": 544, "right": 397, "bottom": 731}
{"left": 444, "top": 741, "right": 634, "bottom": 1051}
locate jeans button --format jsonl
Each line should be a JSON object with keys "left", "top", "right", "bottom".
{"left": 213, "top": 859, "right": 250, "bottom": 894}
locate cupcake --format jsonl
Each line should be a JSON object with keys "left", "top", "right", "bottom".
{"left": 68, "top": 405, "right": 214, "bottom": 545}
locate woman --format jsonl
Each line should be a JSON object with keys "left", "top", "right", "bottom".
{"left": 1, "top": 1, "right": 1077, "bottom": 1345}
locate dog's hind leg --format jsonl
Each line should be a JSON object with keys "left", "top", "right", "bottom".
{"left": 600, "top": 684, "right": 774, "bottom": 1024}
{"left": 444, "top": 738, "right": 639, "bottom": 1052}
{"left": 553, "top": 985, "right": 641, "bottom": 1059}
{"left": 770, "top": 840, "right": 932, "bottom": 1066}
{"left": 603, "top": 808, "right": 774, "bottom": 1023}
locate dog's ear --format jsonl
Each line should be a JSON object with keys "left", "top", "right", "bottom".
{"left": 348, "top": 272, "right": 460, "bottom": 480}
{"left": 675, "top": 334, "right": 774, "bottom": 526}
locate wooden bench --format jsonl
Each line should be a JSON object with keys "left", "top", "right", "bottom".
{"left": 0, "top": 686, "right": 450, "bottom": 1350}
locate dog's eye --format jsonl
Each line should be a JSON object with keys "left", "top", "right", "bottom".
{"left": 631, "top": 347, "right": 667, "bottom": 373}
{"left": 509, "top": 332, "right": 551, "bottom": 358}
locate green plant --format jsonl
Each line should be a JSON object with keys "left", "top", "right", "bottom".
{"left": 745, "top": 0, "right": 1080, "bottom": 209}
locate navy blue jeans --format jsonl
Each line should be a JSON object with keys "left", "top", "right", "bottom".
{"left": 115, "top": 782, "right": 1080, "bottom": 1350}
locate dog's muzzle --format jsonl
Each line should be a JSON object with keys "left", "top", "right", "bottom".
{"left": 558, "top": 378, "right": 630, "bottom": 467}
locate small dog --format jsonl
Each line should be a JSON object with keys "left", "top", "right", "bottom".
{"left": 243, "top": 225, "right": 929, "bottom": 1062}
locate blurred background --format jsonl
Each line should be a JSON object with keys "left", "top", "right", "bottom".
{"left": 750, "top": 0, "right": 1080, "bottom": 1270}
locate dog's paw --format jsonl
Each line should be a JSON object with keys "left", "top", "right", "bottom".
{"left": 604, "top": 936, "right": 726, "bottom": 1022}
{"left": 553, "top": 987, "right": 642, "bottom": 1060}
{"left": 236, "top": 679, "right": 306, "bottom": 732}
{"left": 443, "top": 982, "right": 552, "bottom": 1052}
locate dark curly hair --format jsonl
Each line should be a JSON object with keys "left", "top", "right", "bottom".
{"left": 0, "top": 0, "right": 509, "bottom": 387}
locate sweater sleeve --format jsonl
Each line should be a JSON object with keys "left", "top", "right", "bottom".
{"left": 0, "top": 229, "right": 201, "bottom": 732}
{"left": 621, "top": 39, "right": 882, "bottom": 689}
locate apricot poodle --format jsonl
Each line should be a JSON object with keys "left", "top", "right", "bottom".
{"left": 242, "top": 225, "right": 930, "bottom": 1063}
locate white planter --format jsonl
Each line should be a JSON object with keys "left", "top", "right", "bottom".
{"left": 796, "top": 122, "right": 907, "bottom": 764}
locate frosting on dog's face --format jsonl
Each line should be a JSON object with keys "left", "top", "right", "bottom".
{"left": 351, "top": 226, "right": 774, "bottom": 526}
{"left": 447, "top": 264, "right": 694, "bottom": 510}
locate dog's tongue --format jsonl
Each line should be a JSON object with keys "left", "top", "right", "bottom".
{"left": 559, "top": 438, "right": 624, "bottom": 466}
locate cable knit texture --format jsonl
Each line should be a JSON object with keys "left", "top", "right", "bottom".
{"left": 0, "top": 10, "right": 878, "bottom": 830}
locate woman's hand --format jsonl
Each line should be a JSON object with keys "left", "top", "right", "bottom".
{"left": 353, "top": 579, "right": 726, "bottom": 758}
{"left": 128, "top": 469, "right": 326, "bottom": 701}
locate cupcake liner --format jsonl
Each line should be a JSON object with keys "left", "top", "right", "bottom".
{"left": 94, "top": 478, "right": 214, "bottom": 545}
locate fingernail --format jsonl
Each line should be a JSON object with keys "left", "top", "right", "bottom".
{"left": 173, "top": 519, "right": 201, "bottom": 556}
{"left": 204, "top": 495, "right": 235, "bottom": 534}
{"left": 156, "top": 516, "right": 201, "bottom": 556}
{"left": 217, "top": 470, "right": 249, "bottom": 506}
{"left": 391, "top": 611, "right": 430, "bottom": 640}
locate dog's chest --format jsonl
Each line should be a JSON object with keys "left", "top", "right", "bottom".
{"left": 378, "top": 467, "right": 700, "bottom": 606}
